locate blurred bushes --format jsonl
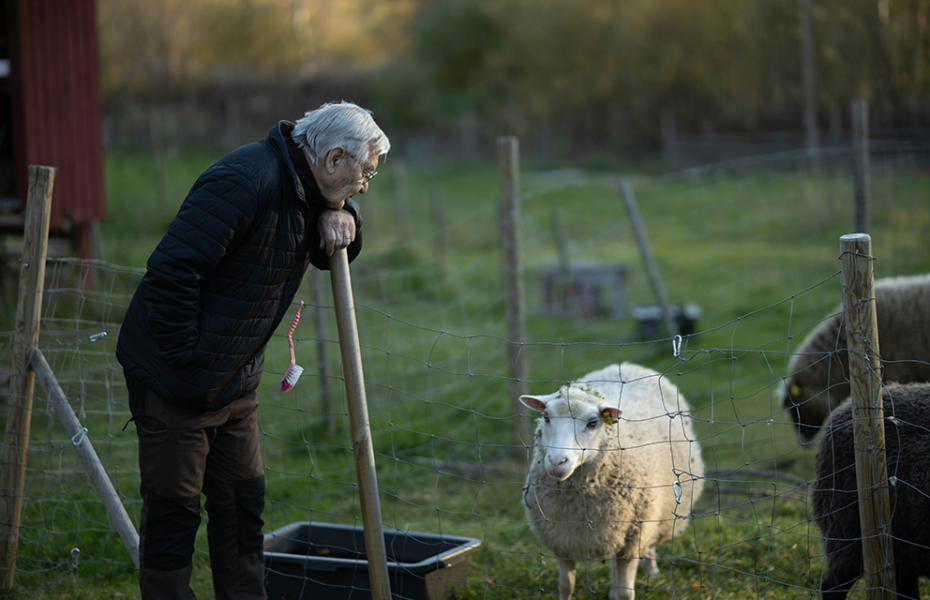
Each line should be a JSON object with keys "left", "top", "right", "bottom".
{"left": 99, "top": 0, "right": 930, "bottom": 156}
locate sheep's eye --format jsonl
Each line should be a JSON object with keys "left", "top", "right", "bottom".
{"left": 543, "top": 414, "right": 550, "bottom": 423}
{"left": 586, "top": 420, "right": 598, "bottom": 429}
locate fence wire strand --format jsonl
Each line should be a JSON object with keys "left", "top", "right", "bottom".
{"left": 2, "top": 144, "right": 929, "bottom": 598}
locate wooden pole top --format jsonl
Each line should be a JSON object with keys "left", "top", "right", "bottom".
{"left": 840, "top": 233, "right": 871, "bottom": 243}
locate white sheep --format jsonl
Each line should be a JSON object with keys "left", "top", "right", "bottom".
{"left": 781, "top": 273, "right": 930, "bottom": 444}
{"left": 520, "top": 362, "right": 705, "bottom": 600}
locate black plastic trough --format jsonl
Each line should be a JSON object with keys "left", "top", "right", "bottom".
{"left": 263, "top": 521, "right": 481, "bottom": 600}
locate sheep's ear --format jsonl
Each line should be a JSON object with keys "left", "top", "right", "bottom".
{"left": 599, "top": 406, "right": 621, "bottom": 425}
{"left": 519, "top": 395, "right": 548, "bottom": 412}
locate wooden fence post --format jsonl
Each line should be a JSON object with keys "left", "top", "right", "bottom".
{"left": 851, "top": 99, "right": 870, "bottom": 233}
{"left": 392, "top": 157, "right": 411, "bottom": 243}
{"left": 550, "top": 209, "right": 572, "bottom": 314}
{"left": 150, "top": 103, "right": 168, "bottom": 217}
{"left": 497, "top": 137, "right": 530, "bottom": 447}
{"left": 311, "top": 269, "right": 335, "bottom": 437}
{"left": 619, "top": 178, "right": 678, "bottom": 338}
{"left": 430, "top": 184, "right": 447, "bottom": 283}
{"left": 459, "top": 110, "right": 480, "bottom": 161}
{"left": 0, "top": 166, "right": 56, "bottom": 590}
{"left": 839, "top": 233, "right": 896, "bottom": 600}
{"left": 799, "top": 0, "right": 819, "bottom": 155}
{"left": 660, "top": 109, "right": 679, "bottom": 170}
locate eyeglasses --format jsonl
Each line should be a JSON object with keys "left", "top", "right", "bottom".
{"left": 361, "top": 166, "right": 378, "bottom": 183}
{"left": 347, "top": 153, "right": 378, "bottom": 183}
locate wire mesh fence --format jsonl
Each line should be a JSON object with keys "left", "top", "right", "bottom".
{"left": 2, "top": 142, "right": 930, "bottom": 599}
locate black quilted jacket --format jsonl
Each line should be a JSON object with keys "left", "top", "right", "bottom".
{"left": 116, "top": 122, "right": 362, "bottom": 411}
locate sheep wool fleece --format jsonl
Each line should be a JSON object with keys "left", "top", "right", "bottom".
{"left": 524, "top": 363, "right": 705, "bottom": 564}
{"left": 812, "top": 382, "right": 930, "bottom": 599}
{"left": 782, "top": 272, "right": 930, "bottom": 442}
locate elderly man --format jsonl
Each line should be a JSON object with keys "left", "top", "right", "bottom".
{"left": 116, "top": 101, "right": 390, "bottom": 600}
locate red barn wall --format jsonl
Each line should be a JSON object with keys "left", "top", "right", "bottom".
{"left": 9, "top": 0, "right": 106, "bottom": 232}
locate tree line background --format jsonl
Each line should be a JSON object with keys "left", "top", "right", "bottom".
{"left": 97, "top": 0, "right": 930, "bottom": 158}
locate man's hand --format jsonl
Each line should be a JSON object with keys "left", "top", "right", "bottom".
{"left": 318, "top": 208, "right": 357, "bottom": 256}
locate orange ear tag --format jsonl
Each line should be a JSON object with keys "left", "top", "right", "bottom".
{"left": 601, "top": 409, "right": 618, "bottom": 425}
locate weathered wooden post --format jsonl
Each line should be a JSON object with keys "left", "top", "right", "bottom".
{"left": 29, "top": 349, "right": 140, "bottom": 568}
{"left": 851, "top": 100, "right": 870, "bottom": 233}
{"left": 799, "top": 0, "right": 819, "bottom": 156}
{"left": 430, "top": 184, "right": 447, "bottom": 283}
{"left": 329, "top": 248, "right": 391, "bottom": 600}
{"left": 0, "top": 166, "right": 56, "bottom": 590}
{"left": 150, "top": 103, "right": 169, "bottom": 217}
{"left": 392, "top": 157, "right": 411, "bottom": 243}
{"left": 311, "top": 269, "right": 335, "bottom": 436}
{"left": 660, "top": 109, "right": 679, "bottom": 170}
{"left": 619, "top": 178, "right": 678, "bottom": 338}
{"left": 497, "top": 137, "right": 530, "bottom": 447}
{"left": 550, "top": 209, "right": 572, "bottom": 314}
{"left": 839, "top": 233, "right": 896, "bottom": 600}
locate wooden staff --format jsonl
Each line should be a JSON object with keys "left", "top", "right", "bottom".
{"left": 328, "top": 248, "right": 391, "bottom": 600}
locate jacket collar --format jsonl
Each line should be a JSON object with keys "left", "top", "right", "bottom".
{"left": 269, "top": 121, "right": 326, "bottom": 207}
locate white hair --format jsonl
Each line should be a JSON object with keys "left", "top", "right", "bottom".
{"left": 292, "top": 101, "right": 391, "bottom": 166}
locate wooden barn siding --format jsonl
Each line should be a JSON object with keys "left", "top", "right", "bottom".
{"left": 11, "top": 0, "right": 106, "bottom": 231}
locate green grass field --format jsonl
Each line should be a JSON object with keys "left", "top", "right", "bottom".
{"left": 6, "top": 145, "right": 930, "bottom": 599}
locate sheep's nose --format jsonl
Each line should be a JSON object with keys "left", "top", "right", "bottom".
{"left": 548, "top": 455, "right": 568, "bottom": 468}
{"left": 545, "top": 454, "right": 573, "bottom": 480}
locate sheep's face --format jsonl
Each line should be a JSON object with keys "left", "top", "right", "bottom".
{"left": 780, "top": 379, "right": 819, "bottom": 444}
{"left": 780, "top": 378, "right": 841, "bottom": 445}
{"left": 520, "top": 384, "right": 621, "bottom": 481}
